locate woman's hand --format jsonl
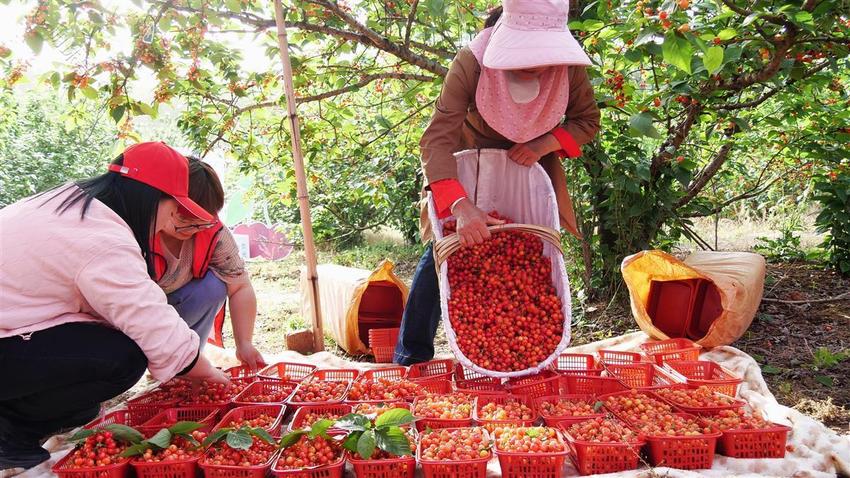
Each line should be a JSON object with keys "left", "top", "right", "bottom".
{"left": 183, "top": 355, "right": 231, "bottom": 384}
{"left": 508, "top": 133, "right": 561, "bottom": 166}
{"left": 236, "top": 342, "right": 266, "bottom": 370}
{"left": 453, "top": 199, "right": 505, "bottom": 247}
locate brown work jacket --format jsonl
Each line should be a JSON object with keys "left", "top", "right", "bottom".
{"left": 418, "top": 46, "right": 601, "bottom": 242}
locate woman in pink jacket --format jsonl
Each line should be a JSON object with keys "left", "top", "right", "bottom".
{"left": 0, "top": 142, "right": 230, "bottom": 471}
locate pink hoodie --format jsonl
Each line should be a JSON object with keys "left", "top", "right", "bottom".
{"left": 0, "top": 186, "right": 199, "bottom": 382}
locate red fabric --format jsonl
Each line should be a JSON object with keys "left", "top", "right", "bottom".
{"left": 551, "top": 127, "right": 582, "bottom": 158}
{"left": 152, "top": 222, "right": 224, "bottom": 281}
{"left": 430, "top": 179, "right": 468, "bottom": 219}
{"left": 209, "top": 303, "right": 226, "bottom": 346}
{"left": 111, "top": 142, "right": 213, "bottom": 221}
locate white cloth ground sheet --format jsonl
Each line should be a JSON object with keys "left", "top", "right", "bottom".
{"left": 23, "top": 332, "right": 850, "bottom": 478}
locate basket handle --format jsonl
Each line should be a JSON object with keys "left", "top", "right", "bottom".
{"left": 433, "top": 223, "right": 562, "bottom": 266}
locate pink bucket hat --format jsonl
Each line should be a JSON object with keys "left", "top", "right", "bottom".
{"left": 483, "top": 0, "right": 591, "bottom": 70}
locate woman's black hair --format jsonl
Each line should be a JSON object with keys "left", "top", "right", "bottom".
{"left": 484, "top": 6, "right": 503, "bottom": 28}
{"left": 53, "top": 154, "right": 164, "bottom": 277}
{"left": 187, "top": 156, "right": 225, "bottom": 214}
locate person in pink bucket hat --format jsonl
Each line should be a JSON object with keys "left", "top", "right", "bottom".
{"left": 395, "top": 0, "right": 600, "bottom": 365}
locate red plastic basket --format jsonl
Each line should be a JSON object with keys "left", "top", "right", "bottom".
{"left": 407, "top": 359, "right": 454, "bottom": 382}
{"left": 368, "top": 327, "right": 400, "bottom": 363}
{"left": 215, "top": 404, "right": 286, "bottom": 436}
{"left": 714, "top": 423, "right": 791, "bottom": 458}
{"left": 82, "top": 409, "right": 143, "bottom": 430}
{"left": 417, "top": 428, "right": 491, "bottom": 478}
{"left": 643, "top": 415, "right": 722, "bottom": 470}
{"left": 560, "top": 374, "right": 627, "bottom": 395}
{"left": 224, "top": 364, "right": 262, "bottom": 381}
{"left": 259, "top": 362, "right": 318, "bottom": 382}
{"left": 412, "top": 395, "right": 476, "bottom": 432}
{"left": 653, "top": 386, "right": 746, "bottom": 415}
{"left": 232, "top": 380, "right": 298, "bottom": 407}
{"left": 415, "top": 378, "right": 454, "bottom": 396}
{"left": 494, "top": 428, "right": 569, "bottom": 478}
{"left": 349, "top": 454, "right": 416, "bottom": 478}
{"left": 131, "top": 455, "right": 199, "bottom": 478}
{"left": 550, "top": 353, "right": 603, "bottom": 376}
{"left": 199, "top": 447, "right": 279, "bottom": 478}
{"left": 640, "top": 338, "right": 702, "bottom": 365}
{"left": 288, "top": 404, "right": 353, "bottom": 431}
{"left": 137, "top": 406, "right": 221, "bottom": 436}
{"left": 533, "top": 395, "right": 603, "bottom": 428}
{"left": 663, "top": 360, "right": 743, "bottom": 397}
{"left": 561, "top": 418, "right": 645, "bottom": 476}
{"left": 504, "top": 372, "right": 560, "bottom": 399}
{"left": 360, "top": 366, "right": 408, "bottom": 381}
{"left": 455, "top": 378, "right": 505, "bottom": 394}
{"left": 604, "top": 363, "right": 679, "bottom": 390}
{"left": 453, "top": 363, "right": 493, "bottom": 382}
{"left": 596, "top": 350, "right": 643, "bottom": 366}
{"left": 473, "top": 394, "right": 537, "bottom": 431}
{"left": 127, "top": 391, "right": 183, "bottom": 425}
{"left": 309, "top": 369, "right": 360, "bottom": 382}
{"left": 270, "top": 449, "right": 345, "bottom": 478}
{"left": 287, "top": 379, "right": 353, "bottom": 407}
{"left": 52, "top": 449, "right": 131, "bottom": 478}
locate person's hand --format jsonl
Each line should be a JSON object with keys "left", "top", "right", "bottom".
{"left": 453, "top": 199, "right": 505, "bottom": 247}
{"left": 183, "top": 355, "right": 231, "bottom": 385}
{"left": 508, "top": 133, "right": 560, "bottom": 166}
{"left": 236, "top": 342, "right": 266, "bottom": 371}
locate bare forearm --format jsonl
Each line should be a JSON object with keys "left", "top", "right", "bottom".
{"left": 229, "top": 282, "right": 258, "bottom": 347}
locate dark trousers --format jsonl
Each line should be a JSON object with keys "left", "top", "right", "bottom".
{"left": 394, "top": 243, "right": 442, "bottom": 365}
{"left": 167, "top": 272, "right": 227, "bottom": 348}
{"left": 0, "top": 322, "right": 147, "bottom": 444}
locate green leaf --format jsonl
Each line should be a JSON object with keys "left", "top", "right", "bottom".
{"left": 177, "top": 433, "right": 200, "bottom": 447}
{"left": 103, "top": 424, "right": 144, "bottom": 444}
{"left": 226, "top": 430, "right": 254, "bottom": 450}
{"left": 146, "top": 429, "right": 172, "bottom": 449}
{"left": 762, "top": 364, "right": 782, "bottom": 374}
{"left": 794, "top": 11, "right": 813, "bottom": 24}
{"left": 375, "top": 428, "right": 412, "bottom": 457}
{"left": 120, "top": 443, "right": 150, "bottom": 458}
{"left": 110, "top": 105, "right": 126, "bottom": 123}
{"left": 374, "top": 409, "right": 415, "bottom": 428}
{"left": 357, "top": 430, "right": 377, "bottom": 459}
{"left": 225, "top": 0, "right": 241, "bottom": 11}
{"left": 247, "top": 428, "right": 275, "bottom": 445}
{"left": 815, "top": 375, "right": 834, "bottom": 387}
{"left": 168, "top": 421, "right": 204, "bottom": 435}
{"left": 203, "top": 429, "right": 231, "bottom": 448}
{"left": 69, "top": 429, "right": 95, "bottom": 443}
{"left": 334, "top": 414, "right": 370, "bottom": 432}
{"left": 279, "top": 430, "right": 306, "bottom": 449}
{"left": 308, "top": 419, "right": 334, "bottom": 439}
{"left": 593, "top": 401, "right": 605, "bottom": 412}
{"left": 703, "top": 46, "right": 724, "bottom": 75}
{"left": 342, "top": 431, "right": 362, "bottom": 453}
{"left": 629, "top": 112, "right": 662, "bottom": 139}
{"left": 716, "top": 28, "right": 737, "bottom": 41}
{"left": 25, "top": 31, "right": 43, "bottom": 54}
{"left": 662, "top": 32, "right": 693, "bottom": 74}
{"left": 80, "top": 86, "right": 99, "bottom": 100}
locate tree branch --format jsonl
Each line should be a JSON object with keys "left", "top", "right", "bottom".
{"left": 716, "top": 60, "right": 831, "bottom": 111}
{"left": 307, "top": 0, "right": 448, "bottom": 75}
{"left": 404, "top": 0, "right": 419, "bottom": 50}
{"left": 297, "top": 72, "right": 435, "bottom": 103}
{"left": 675, "top": 142, "right": 734, "bottom": 209}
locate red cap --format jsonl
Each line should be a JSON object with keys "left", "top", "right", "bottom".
{"left": 108, "top": 142, "right": 214, "bottom": 222}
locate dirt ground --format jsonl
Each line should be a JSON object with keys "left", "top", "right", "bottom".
{"left": 222, "top": 248, "right": 850, "bottom": 433}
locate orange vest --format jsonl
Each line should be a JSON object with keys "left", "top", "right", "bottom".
{"left": 152, "top": 223, "right": 224, "bottom": 281}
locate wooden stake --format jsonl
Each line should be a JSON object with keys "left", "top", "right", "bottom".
{"left": 273, "top": 0, "right": 324, "bottom": 352}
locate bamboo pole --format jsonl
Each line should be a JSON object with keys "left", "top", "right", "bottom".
{"left": 273, "top": 0, "right": 324, "bottom": 352}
